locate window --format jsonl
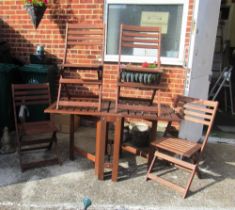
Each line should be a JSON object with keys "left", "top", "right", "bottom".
{"left": 104, "top": 0, "right": 189, "bottom": 65}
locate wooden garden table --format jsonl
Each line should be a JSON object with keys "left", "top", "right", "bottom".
{"left": 45, "top": 100, "right": 180, "bottom": 181}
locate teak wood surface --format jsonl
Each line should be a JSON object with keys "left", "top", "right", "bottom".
{"left": 45, "top": 100, "right": 180, "bottom": 182}
{"left": 146, "top": 95, "right": 218, "bottom": 198}
{"left": 12, "top": 83, "right": 61, "bottom": 171}
{"left": 57, "top": 23, "right": 105, "bottom": 111}
{"left": 116, "top": 24, "right": 163, "bottom": 112}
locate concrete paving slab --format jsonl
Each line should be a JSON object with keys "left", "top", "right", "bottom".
{"left": 0, "top": 127, "right": 234, "bottom": 210}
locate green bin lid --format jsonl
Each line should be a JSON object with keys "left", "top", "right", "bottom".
{"left": 20, "top": 64, "right": 51, "bottom": 73}
{"left": 0, "top": 63, "right": 18, "bottom": 73}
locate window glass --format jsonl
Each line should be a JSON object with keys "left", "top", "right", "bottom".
{"left": 106, "top": 4, "right": 184, "bottom": 60}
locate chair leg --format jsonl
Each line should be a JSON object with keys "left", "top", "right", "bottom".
{"left": 183, "top": 165, "right": 197, "bottom": 198}
{"left": 196, "top": 168, "right": 202, "bottom": 179}
{"left": 147, "top": 145, "right": 155, "bottom": 169}
{"left": 115, "top": 86, "right": 120, "bottom": 112}
{"left": 18, "top": 136, "right": 25, "bottom": 172}
{"left": 147, "top": 151, "right": 197, "bottom": 198}
{"left": 56, "top": 82, "right": 62, "bottom": 109}
{"left": 119, "top": 118, "right": 124, "bottom": 158}
{"left": 146, "top": 154, "right": 157, "bottom": 181}
{"left": 19, "top": 150, "right": 25, "bottom": 172}
{"left": 163, "top": 121, "right": 172, "bottom": 137}
{"left": 51, "top": 132, "right": 61, "bottom": 165}
{"left": 98, "top": 84, "right": 102, "bottom": 111}
{"left": 192, "top": 153, "right": 201, "bottom": 179}
{"left": 20, "top": 132, "right": 61, "bottom": 171}
{"left": 47, "top": 132, "right": 56, "bottom": 150}
{"left": 150, "top": 89, "right": 157, "bottom": 105}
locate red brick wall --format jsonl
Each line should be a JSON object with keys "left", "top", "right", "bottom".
{"left": 0, "top": 0, "right": 195, "bottom": 103}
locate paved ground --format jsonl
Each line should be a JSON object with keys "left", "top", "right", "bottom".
{"left": 0, "top": 127, "right": 235, "bottom": 210}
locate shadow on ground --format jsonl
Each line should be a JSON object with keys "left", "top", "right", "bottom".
{"left": 0, "top": 127, "right": 234, "bottom": 209}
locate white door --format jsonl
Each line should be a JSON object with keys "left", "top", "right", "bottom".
{"left": 179, "top": 0, "right": 221, "bottom": 141}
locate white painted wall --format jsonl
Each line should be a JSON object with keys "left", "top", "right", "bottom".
{"left": 179, "top": 0, "right": 221, "bottom": 141}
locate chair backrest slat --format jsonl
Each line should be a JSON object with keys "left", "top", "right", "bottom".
{"left": 63, "top": 23, "right": 105, "bottom": 65}
{"left": 121, "top": 43, "right": 159, "bottom": 49}
{"left": 12, "top": 83, "right": 51, "bottom": 136}
{"left": 13, "top": 83, "right": 49, "bottom": 89}
{"left": 14, "top": 95, "right": 50, "bottom": 103}
{"left": 184, "top": 110, "right": 212, "bottom": 120}
{"left": 12, "top": 83, "right": 51, "bottom": 106}
{"left": 183, "top": 115, "right": 210, "bottom": 126}
{"left": 119, "top": 24, "right": 161, "bottom": 69}
{"left": 14, "top": 89, "right": 49, "bottom": 96}
{"left": 120, "top": 25, "right": 161, "bottom": 49}
{"left": 175, "top": 96, "right": 217, "bottom": 126}
{"left": 66, "top": 23, "right": 104, "bottom": 47}
{"left": 183, "top": 103, "right": 214, "bottom": 114}
{"left": 67, "top": 31, "right": 103, "bottom": 36}
{"left": 15, "top": 100, "right": 49, "bottom": 106}
{"left": 122, "top": 31, "right": 160, "bottom": 38}
{"left": 68, "top": 23, "right": 104, "bottom": 29}
{"left": 173, "top": 95, "right": 218, "bottom": 154}
{"left": 122, "top": 24, "right": 161, "bottom": 32}
{"left": 122, "top": 37, "right": 160, "bottom": 45}
{"left": 67, "top": 35, "right": 103, "bottom": 41}
{"left": 67, "top": 40, "right": 102, "bottom": 46}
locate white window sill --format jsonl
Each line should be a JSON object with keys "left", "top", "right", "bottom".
{"left": 104, "top": 55, "right": 185, "bottom": 66}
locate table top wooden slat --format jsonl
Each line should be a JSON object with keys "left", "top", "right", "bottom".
{"left": 45, "top": 100, "right": 180, "bottom": 122}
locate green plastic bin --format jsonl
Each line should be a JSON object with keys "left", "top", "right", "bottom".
{"left": 19, "top": 64, "right": 58, "bottom": 121}
{"left": 0, "top": 63, "right": 19, "bottom": 130}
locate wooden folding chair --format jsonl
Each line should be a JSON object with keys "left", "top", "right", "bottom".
{"left": 146, "top": 95, "right": 218, "bottom": 198}
{"left": 115, "top": 24, "right": 163, "bottom": 112}
{"left": 12, "top": 83, "right": 61, "bottom": 171}
{"left": 56, "top": 23, "right": 105, "bottom": 111}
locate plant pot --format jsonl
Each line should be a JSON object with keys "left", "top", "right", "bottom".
{"left": 25, "top": 4, "right": 46, "bottom": 29}
{"left": 130, "top": 122, "right": 150, "bottom": 147}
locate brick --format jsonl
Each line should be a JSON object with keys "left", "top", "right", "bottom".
{"left": 0, "top": 0, "right": 193, "bottom": 103}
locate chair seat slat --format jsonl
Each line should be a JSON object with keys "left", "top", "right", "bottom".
{"left": 152, "top": 137, "right": 202, "bottom": 157}
{"left": 12, "top": 83, "right": 60, "bottom": 171}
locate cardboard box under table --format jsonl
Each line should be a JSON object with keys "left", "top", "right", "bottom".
{"left": 51, "top": 114, "right": 80, "bottom": 133}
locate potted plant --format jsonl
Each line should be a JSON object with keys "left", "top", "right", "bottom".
{"left": 24, "top": 0, "right": 48, "bottom": 29}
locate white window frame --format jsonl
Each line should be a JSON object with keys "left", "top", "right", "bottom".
{"left": 104, "top": 0, "right": 189, "bottom": 65}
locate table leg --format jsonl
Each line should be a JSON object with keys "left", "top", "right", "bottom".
{"left": 105, "top": 122, "right": 110, "bottom": 155}
{"left": 147, "top": 120, "right": 158, "bottom": 168}
{"left": 163, "top": 121, "right": 172, "bottom": 137}
{"left": 95, "top": 117, "right": 106, "bottom": 180}
{"left": 150, "top": 120, "right": 157, "bottom": 141}
{"left": 112, "top": 116, "right": 123, "bottom": 182}
{"left": 69, "top": 115, "right": 75, "bottom": 161}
